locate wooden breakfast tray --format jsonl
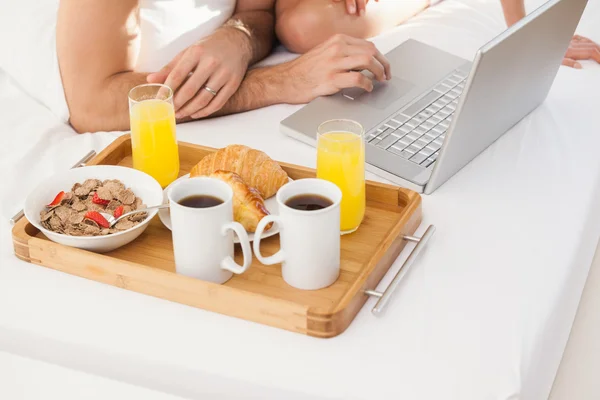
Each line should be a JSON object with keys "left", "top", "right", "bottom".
{"left": 12, "top": 135, "right": 428, "bottom": 338}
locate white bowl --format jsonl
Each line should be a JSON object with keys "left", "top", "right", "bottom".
{"left": 24, "top": 165, "right": 163, "bottom": 253}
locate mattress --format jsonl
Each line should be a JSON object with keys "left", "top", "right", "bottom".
{"left": 1, "top": 0, "right": 600, "bottom": 398}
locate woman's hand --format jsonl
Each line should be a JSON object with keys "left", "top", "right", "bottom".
{"left": 562, "top": 35, "right": 600, "bottom": 69}
{"left": 147, "top": 27, "right": 252, "bottom": 119}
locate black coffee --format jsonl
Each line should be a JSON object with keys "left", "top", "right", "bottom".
{"left": 178, "top": 195, "right": 224, "bottom": 208}
{"left": 285, "top": 194, "right": 333, "bottom": 211}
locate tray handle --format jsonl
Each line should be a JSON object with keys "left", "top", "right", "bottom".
{"left": 9, "top": 150, "right": 97, "bottom": 225}
{"left": 365, "top": 224, "right": 436, "bottom": 315}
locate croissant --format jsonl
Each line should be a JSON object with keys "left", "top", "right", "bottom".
{"left": 190, "top": 145, "right": 288, "bottom": 199}
{"left": 210, "top": 171, "right": 272, "bottom": 233}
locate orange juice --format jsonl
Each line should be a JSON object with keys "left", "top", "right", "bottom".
{"left": 130, "top": 99, "right": 179, "bottom": 188}
{"left": 317, "top": 131, "right": 365, "bottom": 233}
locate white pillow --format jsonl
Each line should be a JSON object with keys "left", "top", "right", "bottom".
{"left": 0, "top": 0, "right": 68, "bottom": 122}
{"left": 0, "top": 0, "right": 235, "bottom": 123}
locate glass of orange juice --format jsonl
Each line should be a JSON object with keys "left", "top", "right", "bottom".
{"left": 129, "top": 84, "right": 180, "bottom": 188}
{"left": 317, "top": 119, "right": 366, "bottom": 235}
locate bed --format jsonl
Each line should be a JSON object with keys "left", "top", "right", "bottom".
{"left": 1, "top": 0, "right": 600, "bottom": 398}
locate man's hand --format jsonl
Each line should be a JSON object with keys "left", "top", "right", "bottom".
{"left": 333, "top": 0, "right": 378, "bottom": 16}
{"left": 276, "top": 34, "right": 391, "bottom": 104}
{"left": 562, "top": 35, "right": 600, "bottom": 69}
{"left": 147, "top": 27, "right": 252, "bottom": 119}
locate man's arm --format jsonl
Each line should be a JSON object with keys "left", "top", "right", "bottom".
{"left": 57, "top": 0, "right": 147, "bottom": 133}
{"left": 227, "top": 1, "right": 275, "bottom": 65}
{"left": 196, "top": 34, "right": 392, "bottom": 119}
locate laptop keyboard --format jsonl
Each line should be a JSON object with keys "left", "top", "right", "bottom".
{"left": 366, "top": 69, "right": 468, "bottom": 168}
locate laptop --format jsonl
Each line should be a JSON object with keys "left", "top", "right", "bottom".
{"left": 280, "top": 0, "right": 588, "bottom": 194}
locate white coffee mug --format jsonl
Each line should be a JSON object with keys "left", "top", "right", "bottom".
{"left": 168, "top": 177, "right": 252, "bottom": 284}
{"left": 253, "top": 179, "right": 342, "bottom": 290}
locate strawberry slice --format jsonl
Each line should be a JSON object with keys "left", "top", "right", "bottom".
{"left": 113, "top": 206, "right": 124, "bottom": 219}
{"left": 84, "top": 211, "right": 110, "bottom": 228}
{"left": 47, "top": 191, "right": 65, "bottom": 207}
{"left": 92, "top": 192, "right": 110, "bottom": 206}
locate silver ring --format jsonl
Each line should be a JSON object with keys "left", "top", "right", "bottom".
{"left": 203, "top": 86, "right": 218, "bottom": 96}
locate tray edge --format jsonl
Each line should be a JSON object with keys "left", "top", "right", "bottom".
{"left": 305, "top": 191, "right": 423, "bottom": 338}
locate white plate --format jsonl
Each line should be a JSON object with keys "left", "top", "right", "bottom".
{"left": 159, "top": 174, "right": 283, "bottom": 243}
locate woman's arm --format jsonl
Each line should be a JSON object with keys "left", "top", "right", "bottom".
{"left": 500, "top": 0, "right": 526, "bottom": 27}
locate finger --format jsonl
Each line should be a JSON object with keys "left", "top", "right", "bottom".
{"left": 147, "top": 68, "right": 169, "bottom": 84}
{"left": 339, "top": 54, "right": 385, "bottom": 81}
{"left": 147, "top": 64, "right": 173, "bottom": 84}
{"left": 565, "top": 47, "right": 600, "bottom": 63}
{"left": 147, "top": 52, "right": 183, "bottom": 84}
{"left": 191, "top": 80, "right": 239, "bottom": 119}
{"left": 572, "top": 35, "right": 600, "bottom": 51}
{"left": 569, "top": 41, "right": 600, "bottom": 52}
{"left": 175, "top": 74, "right": 227, "bottom": 119}
{"left": 569, "top": 42, "right": 600, "bottom": 49}
{"left": 345, "top": 0, "right": 357, "bottom": 14}
{"left": 172, "top": 64, "right": 212, "bottom": 110}
{"left": 562, "top": 58, "right": 582, "bottom": 69}
{"left": 374, "top": 49, "right": 391, "bottom": 80}
{"left": 356, "top": 0, "right": 367, "bottom": 16}
{"left": 175, "top": 86, "right": 217, "bottom": 119}
{"left": 573, "top": 34, "right": 598, "bottom": 45}
{"left": 163, "top": 53, "right": 198, "bottom": 93}
{"left": 342, "top": 38, "right": 392, "bottom": 79}
{"left": 334, "top": 71, "right": 374, "bottom": 92}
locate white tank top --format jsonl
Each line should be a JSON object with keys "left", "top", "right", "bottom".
{"left": 136, "top": 0, "right": 236, "bottom": 72}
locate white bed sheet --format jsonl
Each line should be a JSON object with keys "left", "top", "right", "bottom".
{"left": 1, "top": 0, "right": 600, "bottom": 399}
{"left": 0, "top": 351, "right": 188, "bottom": 400}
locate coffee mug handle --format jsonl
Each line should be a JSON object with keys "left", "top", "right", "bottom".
{"left": 253, "top": 215, "right": 285, "bottom": 265}
{"left": 219, "top": 222, "right": 252, "bottom": 274}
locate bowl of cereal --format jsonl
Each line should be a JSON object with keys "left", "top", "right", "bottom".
{"left": 24, "top": 165, "right": 163, "bottom": 253}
